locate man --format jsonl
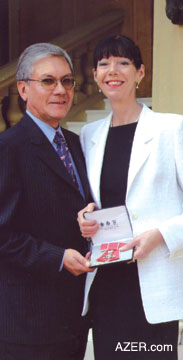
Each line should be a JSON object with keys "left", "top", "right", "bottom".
{"left": 0, "top": 43, "right": 93, "bottom": 359}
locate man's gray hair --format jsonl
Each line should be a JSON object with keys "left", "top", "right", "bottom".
{"left": 16, "top": 43, "right": 73, "bottom": 81}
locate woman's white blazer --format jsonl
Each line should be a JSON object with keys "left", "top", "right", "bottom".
{"left": 80, "top": 104, "right": 183, "bottom": 324}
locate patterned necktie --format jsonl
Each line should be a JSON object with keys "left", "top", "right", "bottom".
{"left": 53, "top": 131, "right": 79, "bottom": 188}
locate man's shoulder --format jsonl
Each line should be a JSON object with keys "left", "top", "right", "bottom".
{"left": 0, "top": 118, "right": 24, "bottom": 143}
{"left": 0, "top": 113, "right": 40, "bottom": 145}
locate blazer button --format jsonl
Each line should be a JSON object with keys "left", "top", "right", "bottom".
{"left": 132, "top": 214, "right": 138, "bottom": 220}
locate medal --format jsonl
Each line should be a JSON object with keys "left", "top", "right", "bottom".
{"left": 96, "top": 242, "right": 126, "bottom": 263}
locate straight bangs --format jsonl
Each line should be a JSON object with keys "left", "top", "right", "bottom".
{"left": 93, "top": 35, "right": 143, "bottom": 70}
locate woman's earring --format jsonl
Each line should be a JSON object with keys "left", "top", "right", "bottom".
{"left": 98, "top": 88, "right": 102, "bottom": 93}
{"left": 136, "top": 81, "right": 140, "bottom": 89}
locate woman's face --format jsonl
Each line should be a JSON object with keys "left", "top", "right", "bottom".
{"left": 93, "top": 56, "right": 145, "bottom": 103}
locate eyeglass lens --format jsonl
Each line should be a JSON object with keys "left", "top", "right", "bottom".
{"left": 41, "top": 77, "right": 75, "bottom": 90}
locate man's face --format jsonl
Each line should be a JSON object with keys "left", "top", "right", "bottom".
{"left": 17, "top": 56, "right": 74, "bottom": 128}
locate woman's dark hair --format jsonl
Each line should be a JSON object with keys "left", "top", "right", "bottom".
{"left": 93, "top": 35, "right": 143, "bottom": 70}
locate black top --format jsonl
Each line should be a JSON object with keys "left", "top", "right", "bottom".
{"left": 100, "top": 122, "right": 137, "bottom": 208}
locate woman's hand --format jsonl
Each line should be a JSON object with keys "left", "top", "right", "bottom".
{"left": 77, "top": 202, "right": 99, "bottom": 238}
{"left": 121, "top": 229, "right": 165, "bottom": 260}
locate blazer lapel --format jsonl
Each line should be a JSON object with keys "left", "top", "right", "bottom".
{"left": 126, "top": 105, "right": 155, "bottom": 196}
{"left": 20, "top": 115, "right": 80, "bottom": 191}
{"left": 86, "top": 113, "right": 112, "bottom": 208}
{"left": 35, "top": 142, "right": 78, "bottom": 189}
{"left": 82, "top": 105, "right": 155, "bottom": 207}
{"left": 62, "top": 128, "right": 90, "bottom": 200}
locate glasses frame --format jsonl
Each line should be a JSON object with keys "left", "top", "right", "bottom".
{"left": 23, "top": 76, "right": 76, "bottom": 91}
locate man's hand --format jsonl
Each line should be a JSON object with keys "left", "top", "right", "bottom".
{"left": 63, "top": 249, "right": 95, "bottom": 276}
{"left": 121, "top": 229, "right": 165, "bottom": 260}
{"left": 77, "top": 202, "right": 99, "bottom": 238}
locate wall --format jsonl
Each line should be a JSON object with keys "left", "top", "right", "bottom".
{"left": 0, "top": 0, "right": 9, "bottom": 65}
{"left": 152, "top": 0, "right": 183, "bottom": 113}
{"left": 7, "top": 0, "right": 153, "bottom": 97}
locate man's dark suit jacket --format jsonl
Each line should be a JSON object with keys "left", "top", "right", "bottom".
{"left": 0, "top": 113, "right": 91, "bottom": 345}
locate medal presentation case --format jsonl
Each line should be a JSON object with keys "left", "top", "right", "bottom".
{"left": 84, "top": 206, "right": 134, "bottom": 267}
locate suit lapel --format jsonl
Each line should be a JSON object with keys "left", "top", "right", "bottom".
{"left": 20, "top": 115, "right": 82, "bottom": 192}
{"left": 126, "top": 105, "right": 155, "bottom": 196}
{"left": 86, "top": 113, "right": 112, "bottom": 208}
{"left": 62, "top": 127, "right": 90, "bottom": 200}
{"left": 85, "top": 106, "right": 155, "bottom": 207}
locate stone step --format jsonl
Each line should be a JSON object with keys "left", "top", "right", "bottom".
{"left": 66, "top": 121, "right": 85, "bottom": 134}
{"left": 66, "top": 97, "right": 152, "bottom": 134}
{"left": 85, "top": 109, "right": 110, "bottom": 123}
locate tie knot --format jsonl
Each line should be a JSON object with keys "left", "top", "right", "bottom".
{"left": 54, "top": 131, "right": 65, "bottom": 146}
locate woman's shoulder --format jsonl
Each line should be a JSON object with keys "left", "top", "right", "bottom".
{"left": 80, "top": 112, "right": 112, "bottom": 136}
{"left": 142, "top": 104, "right": 183, "bottom": 130}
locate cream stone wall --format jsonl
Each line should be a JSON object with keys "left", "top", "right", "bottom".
{"left": 152, "top": 0, "right": 183, "bottom": 114}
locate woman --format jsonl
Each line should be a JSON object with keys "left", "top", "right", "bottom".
{"left": 78, "top": 35, "right": 183, "bottom": 359}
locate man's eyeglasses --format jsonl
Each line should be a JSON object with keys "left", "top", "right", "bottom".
{"left": 24, "top": 76, "right": 76, "bottom": 91}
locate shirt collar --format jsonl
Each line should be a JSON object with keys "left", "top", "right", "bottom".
{"left": 26, "top": 110, "right": 63, "bottom": 144}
